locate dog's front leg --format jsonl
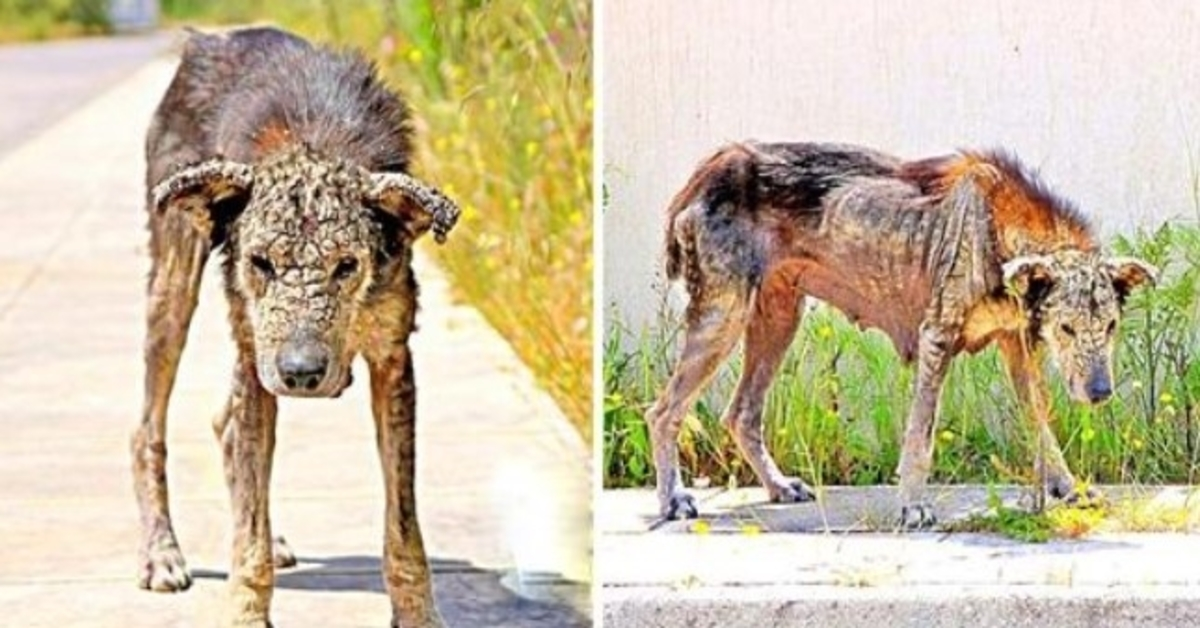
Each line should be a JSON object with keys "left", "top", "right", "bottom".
{"left": 368, "top": 348, "right": 444, "bottom": 628}
{"left": 896, "top": 322, "right": 956, "bottom": 529}
{"left": 218, "top": 358, "right": 279, "bottom": 627}
{"left": 132, "top": 218, "right": 210, "bottom": 592}
{"left": 997, "top": 333, "right": 1096, "bottom": 504}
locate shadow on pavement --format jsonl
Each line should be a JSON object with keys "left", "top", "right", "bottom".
{"left": 195, "top": 555, "right": 591, "bottom": 627}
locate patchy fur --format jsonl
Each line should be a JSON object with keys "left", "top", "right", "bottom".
{"left": 130, "top": 27, "right": 457, "bottom": 627}
{"left": 650, "top": 141, "right": 1156, "bottom": 528}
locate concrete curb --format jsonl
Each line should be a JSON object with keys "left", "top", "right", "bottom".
{"left": 604, "top": 585, "right": 1200, "bottom": 628}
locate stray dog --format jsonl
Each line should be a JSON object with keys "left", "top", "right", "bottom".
{"left": 649, "top": 142, "right": 1156, "bottom": 528}
{"left": 130, "top": 27, "right": 458, "bottom": 626}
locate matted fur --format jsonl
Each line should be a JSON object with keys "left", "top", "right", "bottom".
{"left": 650, "top": 141, "right": 1156, "bottom": 528}
{"left": 130, "top": 27, "right": 457, "bottom": 627}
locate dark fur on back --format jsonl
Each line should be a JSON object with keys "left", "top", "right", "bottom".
{"left": 752, "top": 143, "right": 902, "bottom": 210}
{"left": 210, "top": 33, "right": 413, "bottom": 171}
{"left": 147, "top": 27, "right": 412, "bottom": 187}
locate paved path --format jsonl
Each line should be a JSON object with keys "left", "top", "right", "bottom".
{"left": 0, "top": 37, "right": 591, "bottom": 626}
{"left": 0, "top": 32, "right": 178, "bottom": 159}
{"left": 601, "top": 486, "right": 1200, "bottom": 627}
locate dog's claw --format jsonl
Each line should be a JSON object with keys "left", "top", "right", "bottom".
{"left": 1060, "top": 485, "right": 1104, "bottom": 508}
{"left": 770, "top": 479, "right": 817, "bottom": 504}
{"left": 664, "top": 492, "right": 699, "bottom": 520}
{"left": 899, "top": 503, "right": 937, "bottom": 530}
{"left": 272, "top": 535, "right": 297, "bottom": 569}
{"left": 139, "top": 543, "right": 192, "bottom": 592}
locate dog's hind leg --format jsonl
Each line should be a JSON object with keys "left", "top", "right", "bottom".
{"left": 216, "top": 356, "right": 280, "bottom": 626}
{"left": 646, "top": 291, "right": 748, "bottom": 520}
{"left": 131, "top": 215, "right": 209, "bottom": 592}
{"left": 723, "top": 263, "right": 814, "bottom": 503}
{"left": 368, "top": 348, "right": 445, "bottom": 628}
{"left": 896, "top": 321, "right": 956, "bottom": 529}
{"left": 996, "top": 333, "right": 1097, "bottom": 505}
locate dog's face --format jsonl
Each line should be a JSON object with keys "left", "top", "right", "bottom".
{"left": 152, "top": 147, "right": 459, "bottom": 397}
{"left": 1005, "top": 250, "right": 1157, "bottom": 404}
{"left": 234, "top": 152, "right": 381, "bottom": 396}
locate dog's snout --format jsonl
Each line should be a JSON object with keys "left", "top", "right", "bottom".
{"left": 1086, "top": 380, "right": 1112, "bottom": 404}
{"left": 1086, "top": 365, "right": 1113, "bottom": 404}
{"left": 276, "top": 338, "right": 330, "bottom": 391}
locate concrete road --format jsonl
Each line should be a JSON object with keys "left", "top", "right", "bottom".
{"left": 601, "top": 486, "right": 1200, "bottom": 627}
{"left": 0, "top": 35, "right": 591, "bottom": 626}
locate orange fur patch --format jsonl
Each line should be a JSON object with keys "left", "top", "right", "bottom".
{"left": 254, "top": 121, "right": 294, "bottom": 153}
{"left": 942, "top": 154, "right": 1093, "bottom": 256}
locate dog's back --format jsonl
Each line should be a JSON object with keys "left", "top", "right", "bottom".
{"left": 146, "top": 27, "right": 412, "bottom": 190}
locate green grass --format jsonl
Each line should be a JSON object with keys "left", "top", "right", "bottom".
{"left": 948, "top": 485, "right": 1200, "bottom": 542}
{"left": 605, "top": 223, "right": 1200, "bottom": 491}
{"left": 161, "top": 0, "right": 593, "bottom": 440}
{"left": 0, "top": 0, "right": 110, "bottom": 42}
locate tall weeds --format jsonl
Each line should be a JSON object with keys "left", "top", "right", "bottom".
{"left": 605, "top": 224, "right": 1200, "bottom": 488}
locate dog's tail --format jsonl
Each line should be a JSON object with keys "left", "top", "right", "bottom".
{"left": 664, "top": 143, "right": 760, "bottom": 282}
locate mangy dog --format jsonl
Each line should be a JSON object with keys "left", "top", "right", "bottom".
{"left": 650, "top": 142, "right": 1156, "bottom": 528}
{"left": 130, "top": 27, "right": 458, "bottom": 626}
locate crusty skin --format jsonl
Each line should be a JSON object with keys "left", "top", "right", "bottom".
{"left": 652, "top": 141, "right": 1156, "bottom": 528}
{"left": 131, "top": 27, "right": 456, "bottom": 627}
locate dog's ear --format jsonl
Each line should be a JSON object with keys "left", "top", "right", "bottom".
{"left": 1003, "top": 255, "right": 1057, "bottom": 308}
{"left": 1106, "top": 256, "right": 1158, "bottom": 300}
{"left": 152, "top": 159, "right": 254, "bottom": 236}
{"left": 364, "top": 171, "right": 460, "bottom": 244}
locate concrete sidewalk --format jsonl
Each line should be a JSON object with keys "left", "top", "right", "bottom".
{"left": 601, "top": 486, "right": 1200, "bottom": 627}
{"left": 0, "top": 31, "right": 179, "bottom": 159}
{"left": 0, "top": 44, "right": 590, "bottom": 627}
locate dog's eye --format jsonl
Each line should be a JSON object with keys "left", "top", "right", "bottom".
{"left": 1106, "top": 320, "right": 1117, "bottom": 336}
{"left": 1060, "top": 323, "right": 1076, "bottom": 337}
{"left": 249, "top": 254, "right": 275, "bottom": 279}
{"left": 333, "top": 257, "right": 359, "bottom": 281}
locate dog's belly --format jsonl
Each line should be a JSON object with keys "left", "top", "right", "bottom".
{"left": 791, "top": 251, "right": 930, "bottom": 362}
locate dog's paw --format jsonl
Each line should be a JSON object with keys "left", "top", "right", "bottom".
{"left": 138, "top": 543, "right": 192, "bottom": 592}
{"left": 1054, "top": 482, "right": 1104, "bottom": 508}
{"left": 769, "top": 479, "right": 816, "bottom": 504}
{"left": 272, "top": 535, "right": 297, "bottom": 569}
{"left": 662, "top": 491, "right": 699, "bottom": 520}
{"left": 391, "top": 610, "right": 447, "bottom": 628}
{"left": 898, "top": 503, "right": 938, "bottom": 530}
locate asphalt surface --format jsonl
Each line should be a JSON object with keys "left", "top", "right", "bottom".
{"left": 0, "top": 31, "right": 179, "bottom": 158}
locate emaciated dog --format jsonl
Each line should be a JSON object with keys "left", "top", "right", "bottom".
{"left": 650, "top": 142, "right": 1156, "bottom": 528}
{"left": 130, "top": 28, "right": 458, "bottom": 626}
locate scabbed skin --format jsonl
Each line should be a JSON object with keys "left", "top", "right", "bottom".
{"left": 133, "top": 27, "right": 450, "bottom": 627}
{"left": 648, "top": 141, "right": 1155, "bottom": 529}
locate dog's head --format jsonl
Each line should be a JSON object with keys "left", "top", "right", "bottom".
{"left": 152, "top": 147, "right": 459, "bottom": 397}
{"left": 1004, "top": 249, "right": 1156, "bottom": 404}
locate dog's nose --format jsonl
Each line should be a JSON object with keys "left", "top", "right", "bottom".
{"left": 1086, "top": 379, "right": 1112, "bottom": 404}
{"left": 276, "top": 338, "right": 330, "bottom": 391}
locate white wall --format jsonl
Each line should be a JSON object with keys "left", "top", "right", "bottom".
{"left": 602, "top": 0, "right": 1200, "bottom": 335}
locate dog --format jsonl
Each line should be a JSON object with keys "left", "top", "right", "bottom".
{"left": 649, "top": 141, "right": 1156, "bottom": 528}
{"left": 129, "top": 27, "right": 458, "bottom": 626}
